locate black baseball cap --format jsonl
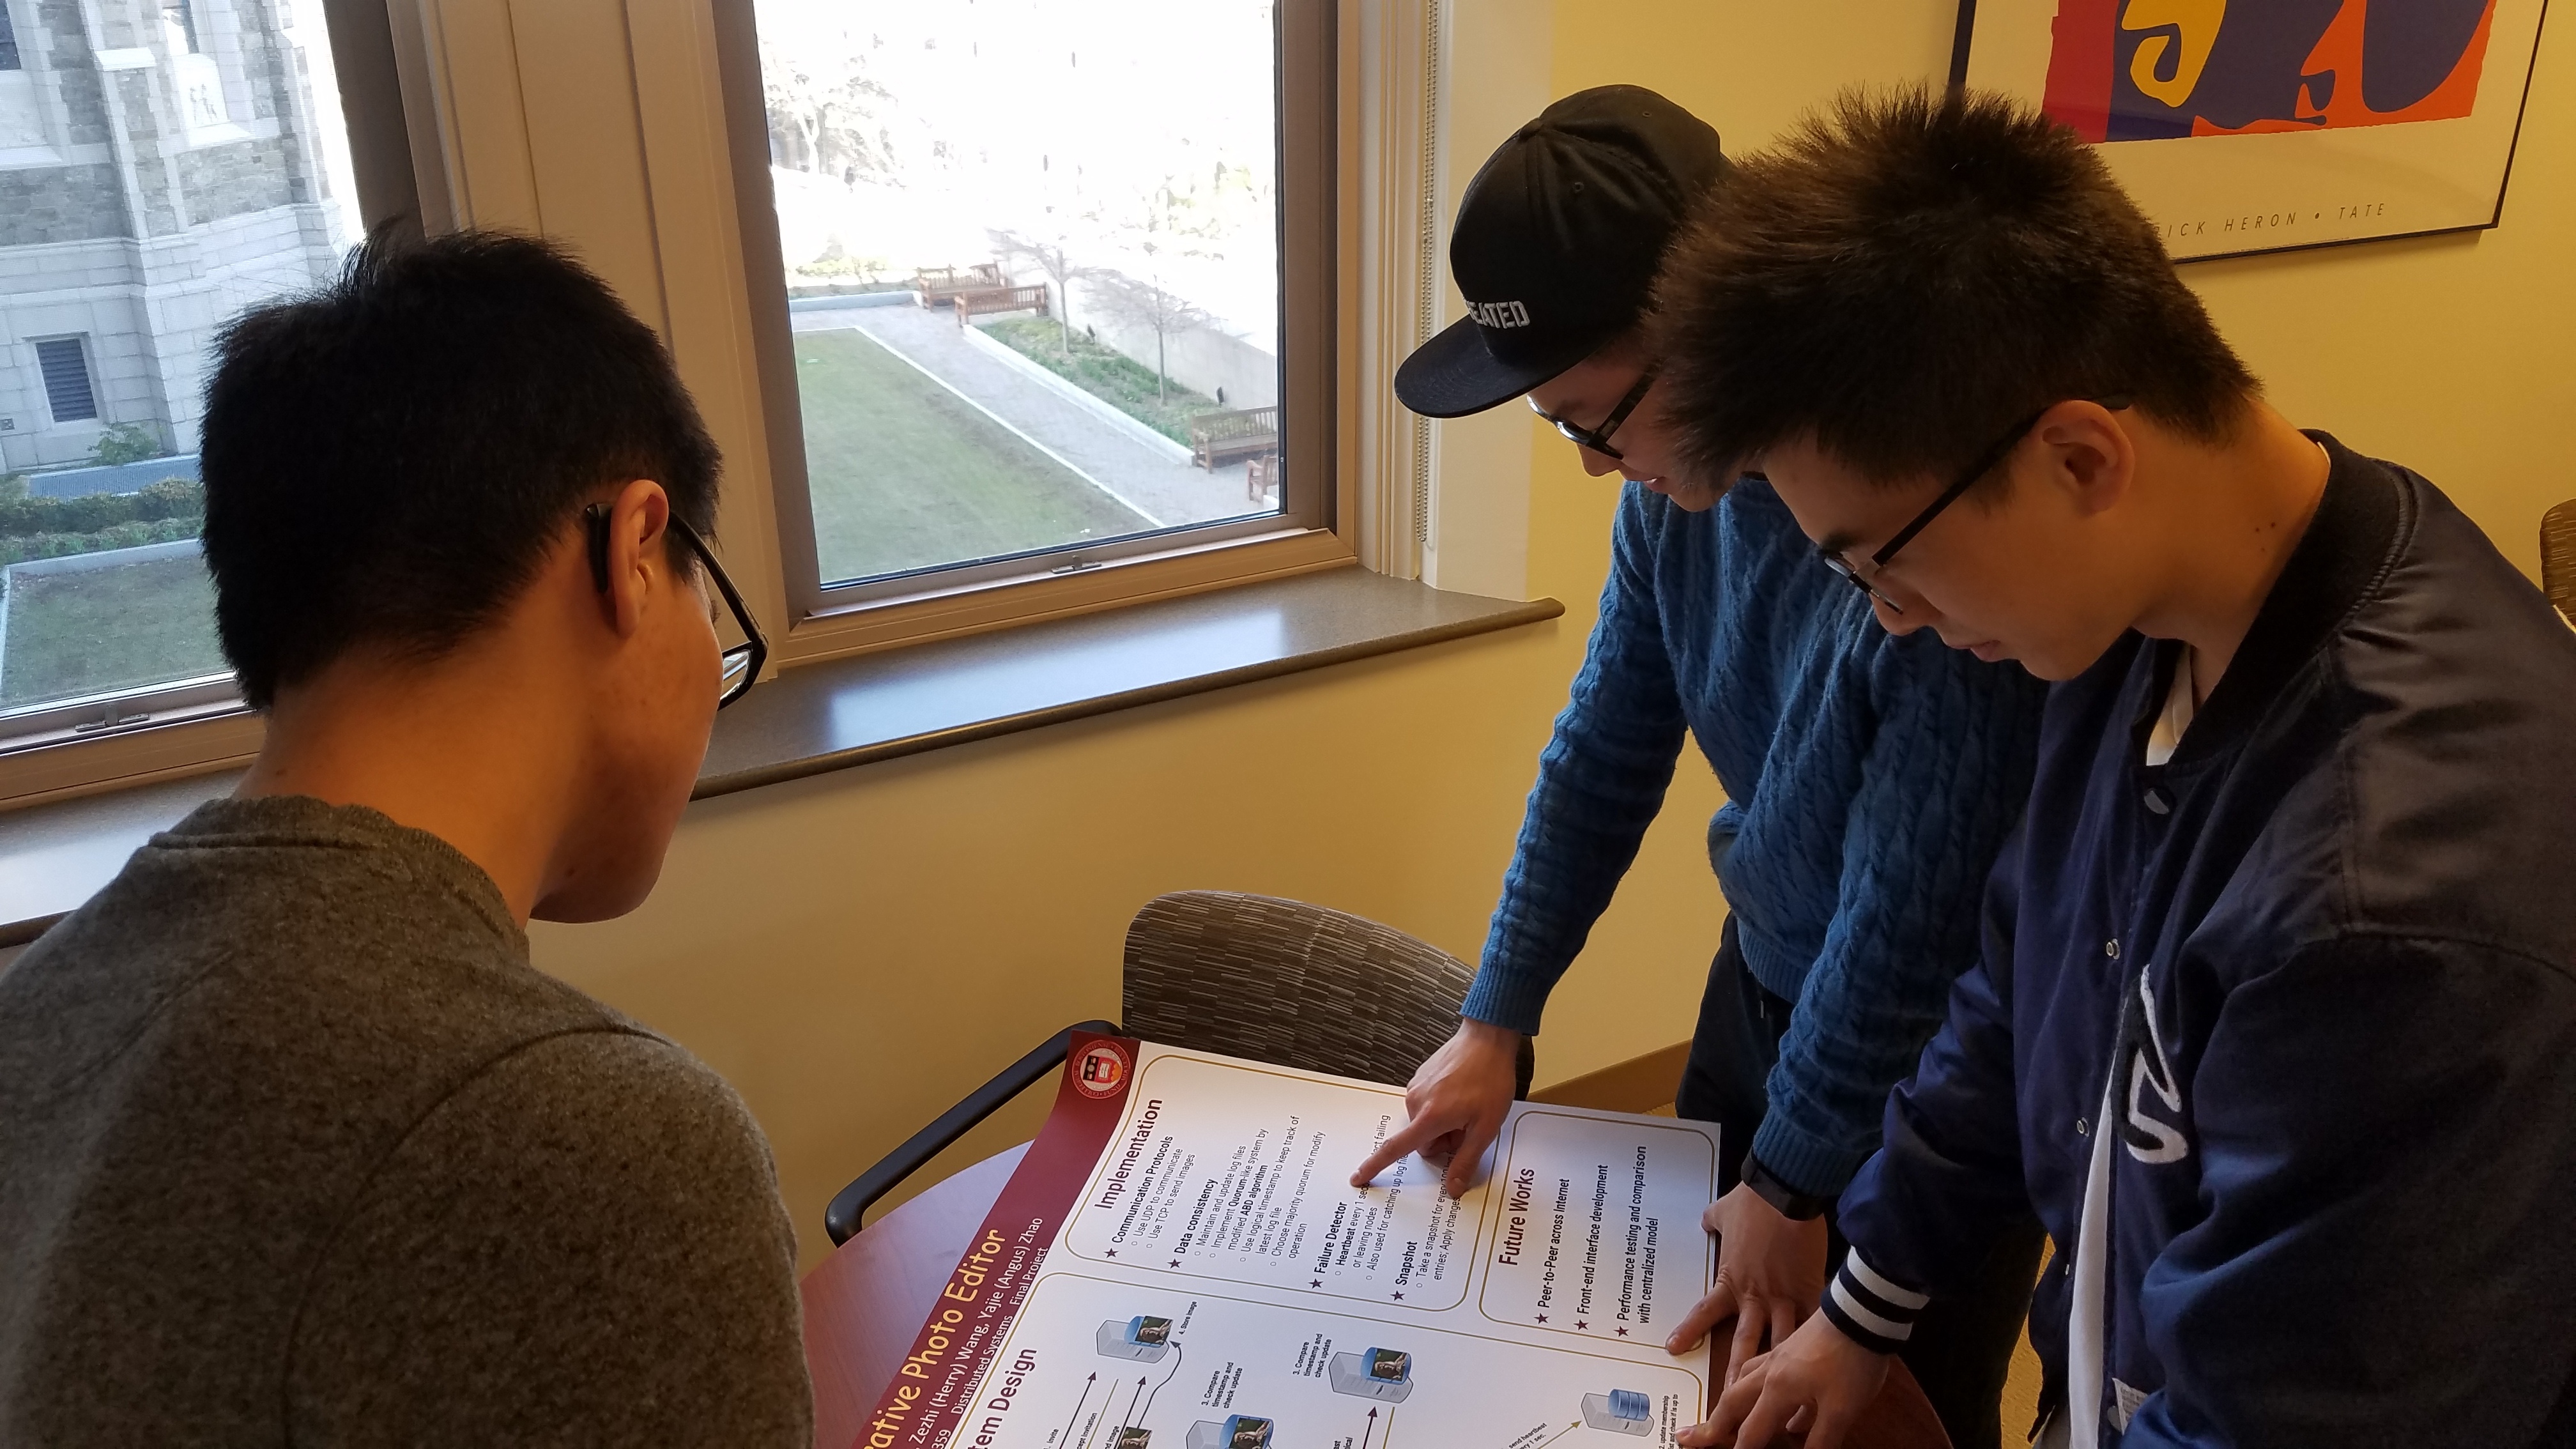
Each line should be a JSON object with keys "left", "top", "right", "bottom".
{"left": 1393, "top": 86, "right": 1724, "bottom": 420}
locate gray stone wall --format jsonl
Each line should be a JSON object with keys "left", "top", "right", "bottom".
{"left": 240, "top": 0, "right": 284, "bottom": 123}
{"left": 109, "top": 70, "right": 181, "bottom": 233}
{"left": 176, "top": 135, "right": 295, "bottom": 226}
{"left": 34, "top": 0, "right": 111, "bottom": 148}
{"left": 241, "top": 4, "right": 325, "bottom": 208}
{"left": 0, "top": 165, "right": 131, "bottom": 247}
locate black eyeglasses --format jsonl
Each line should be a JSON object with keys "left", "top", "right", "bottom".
{"left": 1821, "top": 395, "right": 2133, "bottom": 615}
{"left": 585, "top": 503, "right": 769, "bottom": 709}
{"left": 1532, "top": 364, "right": 1660, "bottom": 461}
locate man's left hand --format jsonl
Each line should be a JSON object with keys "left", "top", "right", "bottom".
{"left": 1681, "top": 1312, "right": 1888, "bottom": 1448}
{"left": 1666, "top": 1182, "right": 1830, "bottom": 1383}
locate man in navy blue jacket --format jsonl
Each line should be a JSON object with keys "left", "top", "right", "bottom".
{"left": 1653, "top": 86, "right": 2576, "bottom": 1449}
{"left": 1344, "top": 86, "right": 2049, "bottom": 1447}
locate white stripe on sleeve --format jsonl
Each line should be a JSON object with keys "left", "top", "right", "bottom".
{"left": 1844, "top": 1250, "right": 1930, "bottom": 1311}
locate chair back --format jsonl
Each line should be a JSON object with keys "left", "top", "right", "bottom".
{"left": 2545, "top": 500, "right": 2576, "bottom": 624}
{"left": 1121, "top": 890, "right": 1531, "bottom": 1092}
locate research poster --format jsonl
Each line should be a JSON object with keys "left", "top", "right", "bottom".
{"left": 836, "top": 1034, "right": 1722, "bottom": 1449}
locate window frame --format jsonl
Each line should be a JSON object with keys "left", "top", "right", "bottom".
{"left": 0, "top": 0, "right": 421, "bottom": 808}
{"left": 2, "top": 0, "right": 1392, "bottom": 809}
{"left": 707, "top": 0, "right": 1354, "bottom": 668}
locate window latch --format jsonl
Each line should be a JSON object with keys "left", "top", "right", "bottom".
{"left": 1049, "top": 556, "right": 1102, "bottom": 576}
{"left": 74, "top": 702, "right": 155, "bottom": 735}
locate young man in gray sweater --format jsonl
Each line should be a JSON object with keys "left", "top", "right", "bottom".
{"left": 0, "top": 231, "right": 804, "bottom": 1446}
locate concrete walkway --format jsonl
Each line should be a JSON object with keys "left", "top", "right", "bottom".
{"left": 790, "top": 302, "right": 1260, "bottom": 528}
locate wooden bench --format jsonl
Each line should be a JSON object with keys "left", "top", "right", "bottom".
{"left": 913, "top": 264, "right": 1002, "bottom": 309}
{"left": 953, "top": 284, "right": 1052, "bottom": 327}
{"left": 1186, "top": 406, "right": 1278, "bottom": 471}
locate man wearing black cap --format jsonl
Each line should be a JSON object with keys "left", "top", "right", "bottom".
{"left": 1345, "top": 86, "right": 2048, "bottom": 1446}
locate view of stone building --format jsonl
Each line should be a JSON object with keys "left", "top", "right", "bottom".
{"left": 0, "top": 0, "right": 351, "bottom": 474}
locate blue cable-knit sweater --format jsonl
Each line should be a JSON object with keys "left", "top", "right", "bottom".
{"left": 1464, "top": 479, "right": 2046, "bottom": 1196}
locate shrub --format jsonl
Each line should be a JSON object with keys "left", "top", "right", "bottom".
{"left": 0, "top": 477, "right": 203, "bottom": 539}
{"left": 0, "top": 516, "right": 200, "bottom": 567}
{"left": 89, "top": 422, "right": 166, "bottom": 466}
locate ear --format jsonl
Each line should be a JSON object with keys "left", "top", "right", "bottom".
{"left": 595, "top": 479, "right": 673, "bottom": 640}
{"left": 2033, "top": 399, "right": 2135, "bottom": 519}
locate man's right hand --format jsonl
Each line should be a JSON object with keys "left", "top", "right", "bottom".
{"left": 1348, "top": 1018, "right": 1522, "bottom": 1198}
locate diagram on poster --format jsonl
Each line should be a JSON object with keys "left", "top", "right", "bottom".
{"left": 838, "top": 1036, "right": 1722, "bottom": 1449}
{"left": 971, "top": 1275, "right": 1704, "bottom": 1449}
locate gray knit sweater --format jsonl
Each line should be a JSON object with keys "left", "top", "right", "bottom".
{"left": 0, "top": 795, "right": 811, "bottom": 1446}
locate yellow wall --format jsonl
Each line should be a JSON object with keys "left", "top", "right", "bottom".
{"left": 534, "top": 619, "right": 1731, "bottom": 1269}
{"left": 527, "top": 0, "right": 2573, "bottom": 1275}
{"left": 1547, "top": 1, "right": 2576, "bottom": 578}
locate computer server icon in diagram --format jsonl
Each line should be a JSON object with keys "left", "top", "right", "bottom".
{"left": 1581, "top": 1390, "right": 1653, "bottom": 1435}
{"left": 1096, "top": 1316, "right": 1176, "bottom": 1363}
{"left": 1184, "top": 1414, "right": 1274, "bottom": 1449}
{"left": 1326, "top": 1347, "right": 1414, "bottom": 1404}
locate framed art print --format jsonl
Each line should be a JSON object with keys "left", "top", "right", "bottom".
{"left": 1958, "top": 0, "right": 2553, "bottom": 260}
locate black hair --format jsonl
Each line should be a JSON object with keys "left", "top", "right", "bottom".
{"left": 199, "top": 227, "right": 720, "bottom": 709}
{"left": 1652, "top": 85, "right": 2258, "bottom": 489}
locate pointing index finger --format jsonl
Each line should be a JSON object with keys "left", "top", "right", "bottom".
{"left": 1349, "top": 1114, "right": 1437, "bottom": 1187}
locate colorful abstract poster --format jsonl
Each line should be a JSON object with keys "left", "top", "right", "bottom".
{"left": 1961, "top": 0, "right": 2551, "bottom": 258}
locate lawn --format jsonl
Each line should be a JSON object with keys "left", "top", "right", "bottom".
{"left": 1, "top": 551, "right": 227, "bottom": 710}
{"left": 795, "top": 328, "right": 1151, "bottom": 583}
{"left": 977, "top": 317, "right": 1221, "bottom": 445}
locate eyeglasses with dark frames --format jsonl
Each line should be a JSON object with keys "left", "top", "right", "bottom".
{"left": 1820, "top": 395, "right": 2133, "bottom": 615}
{"left": 584, "top": 503, "right": 769, "bottom": 709}
{"left": 1531, "top": 363, "right": 1660, "bottom": 461}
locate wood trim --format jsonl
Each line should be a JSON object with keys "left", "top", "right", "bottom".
{"left": 627, "top": 0, "right": 793, "bottom": 647}
{"left": 1347, "top": 0, "right": 1438, "bottom": 579}
{"left": 0, "top": 714, "right": 260, "bottom": 814}
{"left": 691, "top": 0, "right": 1353, "bottom": 661}
{"left": 1529, "top": 1040, "right": 1693, "bottom": 1115}
{"left": 774, "top": 530, "right": 1358, "bottom": 667}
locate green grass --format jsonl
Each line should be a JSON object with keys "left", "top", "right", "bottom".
{"left": 1, "top": 551, "right": 226, "bottom": 709}
{"left": 977, "top": 317, "right": 1220, "bottom": 445}
{"left": 794, "top": 328, "right": 1150, "bottom": 582}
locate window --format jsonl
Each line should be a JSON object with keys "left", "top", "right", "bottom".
{"left": 0, "top": 0, "right": 394, "bottom": 780}
{"left": 735, "top": 0, "right": 1338, "bottom": 645}
{"left": 162, "top": 1, "right": 201, "bottom": 55}
{"left": 1, "top": 3, "right": 20, "bottom": 72}
{"left": 33, "top": 339, "right": 96, "bottom": 423}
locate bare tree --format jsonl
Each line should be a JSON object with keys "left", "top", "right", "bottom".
{"left": 1086, "top": 176, "right": 1227, "bottom": 403}
{"left": 986, "top": 226, "right": 1096, "bottom": 355}
{"left": 1089, "top": 269, "right": 1214, "bottom": 405}
{"left": 762, "top": 38, "right": 893, "bottom": 186}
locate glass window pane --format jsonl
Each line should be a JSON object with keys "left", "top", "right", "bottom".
{"left": 1, "top": 0, "right": 361, "bottom": 724}
{"left": 753, "top": 0, "right": 1285, "bottom": 588}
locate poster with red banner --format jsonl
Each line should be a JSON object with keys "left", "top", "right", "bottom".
{"left": 809, "top": 1034, "right": 1731, "bottom": 1449}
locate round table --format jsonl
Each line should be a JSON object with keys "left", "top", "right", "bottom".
{"left": 801, "top": 1145, "right": 1951, "bottom": 1449}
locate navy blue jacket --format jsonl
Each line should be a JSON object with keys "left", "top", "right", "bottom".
{"left": 1825, "top": 439, "right": 2576, "bottom": 1445}
{"left": 1464, "top": 480, "right": 2045, "bottom": 1195}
